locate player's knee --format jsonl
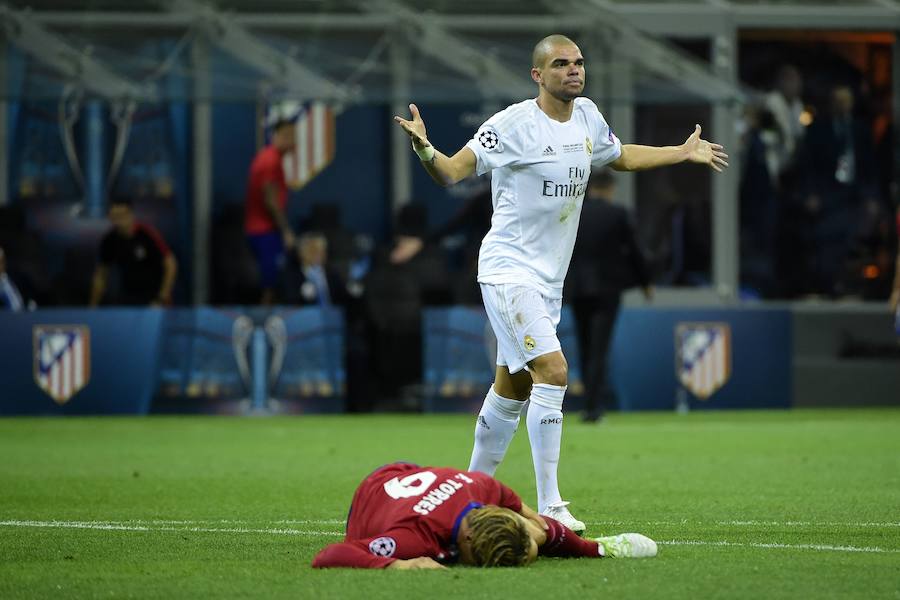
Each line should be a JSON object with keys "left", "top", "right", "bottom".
{"left": 534, "top": 360, "right": 568, "bottom": 387}
{"left": 542, "top": 368, "right": 568, "bottom": 387}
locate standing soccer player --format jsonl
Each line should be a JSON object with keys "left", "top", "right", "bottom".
{"left": 394, "top": 34, "right": 728, "bottom": 532}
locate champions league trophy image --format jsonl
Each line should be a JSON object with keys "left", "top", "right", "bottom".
{"left": 232, "top": 313, "right": 287, "bottom": 414}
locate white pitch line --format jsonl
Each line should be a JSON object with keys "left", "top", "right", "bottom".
{"left": 0, "top": 521, "right": 342, "bottom": 537}
{"left": 586, "top": 521, "right": 900, "bottom": 528}
{"left": 128, "top": 518, "right": 900, "bottom": 529}
{"left": 6, "top": 518, "right": 899, "bottom": 529}
{"left": 659, "top": 540, "right": 900, "bottom": 554}
{"left": 2, "top": 521, "right": 899, "bottom": 555}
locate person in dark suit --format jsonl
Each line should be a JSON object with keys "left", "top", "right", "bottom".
{"left": 566, "top": 170, "right": 652, "bottom": 422}
{"left": 280, "top": 232, "right": 351, "bottom": 306}
{"left": 800, "top": 84, "right": 880, "bottom": 296}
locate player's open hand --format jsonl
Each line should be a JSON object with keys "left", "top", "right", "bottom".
{"left": 683, "top": 124, "right": 729, "bottom": 172}
{"left": 394, "top": 103, "right": 431, "bottom": 150}
{"left": 387, "top": 557, "right": 448, "bottom": 570}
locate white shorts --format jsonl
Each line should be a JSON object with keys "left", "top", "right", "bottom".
{"left": 480, "top": 283, "right": 562, "bottom": 374}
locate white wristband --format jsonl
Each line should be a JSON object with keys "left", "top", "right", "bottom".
{"left": 413, "top": 142, "right": 435, "bottom": 162}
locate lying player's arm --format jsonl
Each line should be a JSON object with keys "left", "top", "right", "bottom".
{"left": 394, "top": 104, "right": 476, "bottom": 187}
{"left": 312, "top": 540, "right": 398, "bottom": 569}
{"left": 386, "top": 557, "right": 447, "bottom": 570}
{"left": 312, "top": 529, "right": 444, "bottom": 569}
{"left": 518, "top": 502, "right": 548, "bottom": 545}
{"left": 610, "top": 125, "right": 728, "bottom": 173}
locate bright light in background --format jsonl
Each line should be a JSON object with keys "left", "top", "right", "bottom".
{"left": 799, "top": 109, "right": 814, "bottom": 127}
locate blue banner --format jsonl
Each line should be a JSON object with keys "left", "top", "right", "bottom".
{"left": 0, "top": 307, "right": 345, "bottom": 415}
{"left": 422, "top": 306, "right": 585, "bottom": 412}
{"left": 154, "top": 306, "right": 346, "bottom": 414}
{"left": 271, "top": 306, "right": 346, "bottom": 412}
{"left": 0, "top": 309, "right": 164, "bottom": 415}
{"left": 609, "top": 307, "right": 792, "bottom": 411}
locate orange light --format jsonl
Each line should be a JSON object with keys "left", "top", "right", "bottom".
{"left": 863, "top": 265, "right": 880, "bottom": 279}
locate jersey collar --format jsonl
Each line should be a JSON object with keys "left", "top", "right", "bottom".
{"left": 451, "top": 501, "right": 483, "bottom": 543}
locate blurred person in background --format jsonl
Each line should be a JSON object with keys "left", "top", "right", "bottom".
{"left": 566, "top": 170, "right": 652, "bottom": 423}
{"left": 801, "top": 84, "right": 880, "bottom": 296}
{"left": 0, "top": 246, "right": 25, "bottom": 311}
{"left": 245, "top": 105, "right": 298, "bottom": 304}
{"left": 280, "top": 231, "right": 351, "bottom": 307}
{"left": 428, "top": 187, "right": 494, "bottom": 305}
{"left": 312, "top": 461, "right": 656, "bottom": 569}
{"left": 764, "top": 65, "right": 806, "bottom": 181}
{"left": 90, "top": 199, "right": 177, "bottom": 306}
{"left": 739, "top": 103, "right": 780, "bottom": 296}
{"left": 891, "top": 203, "right": 900, "bottom": 320}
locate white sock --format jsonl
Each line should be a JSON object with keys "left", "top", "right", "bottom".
{"left": 526, "top": 383, "right": 566, "bottom": 512}
{"left": 467, "top": 386, "right": 525, "bottom": 476}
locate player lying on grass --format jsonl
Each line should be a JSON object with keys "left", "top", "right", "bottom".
{"left": 312, "top": 462, "right": 656, "bottom": 569}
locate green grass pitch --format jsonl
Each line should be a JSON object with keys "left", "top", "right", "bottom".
{"left": 1, "top": 409, "right": 898, "bottom": 599}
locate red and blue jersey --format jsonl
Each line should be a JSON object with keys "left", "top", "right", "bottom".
{"left": 313, "top": 463, "right": 521, "bottom": 568}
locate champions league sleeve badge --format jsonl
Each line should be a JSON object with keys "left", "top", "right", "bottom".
{"left": 477, "top": 127, "right": 502, "bottom": 152}
{"left": 368, "top": 537, "right": 397, "bottom": 557}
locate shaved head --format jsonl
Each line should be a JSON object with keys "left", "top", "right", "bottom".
{"left": 532, "top": 34, "right": 579, "bottom": 68}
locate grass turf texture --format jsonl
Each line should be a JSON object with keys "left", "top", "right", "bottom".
{"left": 0, "top": 410, "right": 898, "bottom": 599}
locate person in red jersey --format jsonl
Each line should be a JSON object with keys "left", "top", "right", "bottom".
{"left": 90, "top": 198, "right": 177, "bottom": 306}
{"left": 312, "top": 462, "right": 657, "bottom": 569}
{"left": 245, "top": 104, "right": 298, "bottom": 304}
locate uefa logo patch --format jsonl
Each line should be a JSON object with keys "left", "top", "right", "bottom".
{"left": 33, "top": 325, "right": 91, "bottom": 405}
{"left": 675, "top": 322, "right": 731, "bottom": 400}
{"left": 368, "top": 536, "right": 397, "bottom": 557}
{"left": 477, "top": 127, "right": 501, "bottom": 151}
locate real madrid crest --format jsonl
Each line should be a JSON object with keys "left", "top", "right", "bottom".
{"left": 585, "top": 136, "right": 593, "bottom": 155}
{"left": 523, "top": 335, "right": 536, "bottom": 351}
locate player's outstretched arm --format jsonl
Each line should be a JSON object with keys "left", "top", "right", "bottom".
{"left": 386, "top": 557, "right": 447, "bottom": 570}
{"left": 393, "top": 103, "right": 476, "bottom": 187}
{"left": 610, "top": 124, "right": 729, "bottom": 173}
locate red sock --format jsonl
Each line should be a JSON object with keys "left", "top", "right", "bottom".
{"left": 539, "top": 517, "right": 601, "bottom": 558}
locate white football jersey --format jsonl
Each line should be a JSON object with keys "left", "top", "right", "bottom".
{"left": 465, "top": 97, "right": 622, "bottom": 299}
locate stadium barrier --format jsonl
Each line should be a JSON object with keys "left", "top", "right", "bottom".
{"left": 422, "top": 305, "right": 793, "bottom": 412}
{"left": 1, "top": 304, "right": 895, "bottom": 415}
{"left": 0, "top": 309, "right": 164, "bottom": 415}
{"left": 0, "top": 307, "right": 345, "bottom": 415}
{"left": 422, "top": 306, "right": 586, "bottom": 413}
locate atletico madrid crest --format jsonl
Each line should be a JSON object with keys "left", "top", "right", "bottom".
{"left": 33, "top": 325, "right": 91, "bottom": 405}
{"left": 262, "top": 100, "right": 336, "bottom": 191}
{"left": 675, "top": 322, "right": 731, "bottom": 400}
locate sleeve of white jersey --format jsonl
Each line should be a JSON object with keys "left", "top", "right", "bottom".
{"left": 586, "top": 102, "right": 622, "bottom": 167}
{"left": 464, "top": 112, "right": 528, "bottom": 176}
